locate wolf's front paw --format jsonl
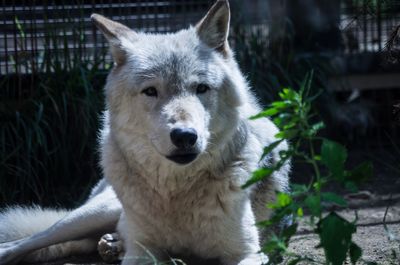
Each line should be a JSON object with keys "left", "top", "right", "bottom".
{"left": 98, "top": 233, "right": 124, "bottom": 263}
{"left": 238, "top": 253, "right": 269, "bottom": 265}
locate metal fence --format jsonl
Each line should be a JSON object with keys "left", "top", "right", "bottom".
{"left": 0, "top": 0, "right": 213, "bottom": 75}
{"left": 2, "top": 1, "right": 400, "bottom": 75}
{"left": 340, "top": 0, "right": 400, "bottom": 54}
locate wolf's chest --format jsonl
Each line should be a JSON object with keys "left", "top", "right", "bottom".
{"left": 122, "top": 175, "right": 246, "bottom": 254}
{"left": 131, "top": 176, "right": 239, "bottom": 221}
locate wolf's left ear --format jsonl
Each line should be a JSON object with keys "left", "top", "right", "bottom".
{"left": 196, "top": 0, "right": 230, "bottom": 55}
{"left": 91, "top": 14, "right": 136, "bottom": 65}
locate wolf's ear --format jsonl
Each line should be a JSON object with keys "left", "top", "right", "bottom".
{"left": 196, "top": 0, "right": 230, "bottom": 55}
{"left": 91, "top": 14, "right": 136, "bottom": 65}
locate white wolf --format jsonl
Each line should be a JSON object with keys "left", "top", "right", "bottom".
{"left": 0, "top": 1, "right": 290, "bottom": 264}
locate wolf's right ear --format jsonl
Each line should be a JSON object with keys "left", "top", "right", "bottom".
{"left": 91, "top": 14, "right": 136, "bottom": 65}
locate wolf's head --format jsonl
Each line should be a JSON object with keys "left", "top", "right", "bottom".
{"left": 93, "top": 0, "right": 250, "bottom": 167}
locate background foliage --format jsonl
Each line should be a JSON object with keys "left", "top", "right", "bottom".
{"left": 0, "top": 26, "right": 108, "bottom": 207}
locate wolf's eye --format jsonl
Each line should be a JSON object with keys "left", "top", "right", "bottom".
{"left": 141, "top": 87, "right": 158, "bottom": 97}
{"left": 196, "top": 84, "right": 210, "bottom": 94}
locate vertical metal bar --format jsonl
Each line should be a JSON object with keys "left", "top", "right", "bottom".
{"left": 33, "top": 2, "right": 39, "bottom": 74}
{"left": 137, "top": 0, "right": 142, "bottom": 29}
{"left": 53, "top": 0, "right": 60, "bottom": 71}
{"left": 162, "top": 0, "right": 168, "bottom": 32}
{"left": 363, "top": 0, "right": 367, "bottom": 52}
{"left": 127, "top": 0, "right": 133, "bottom": 29}
{"left": 377, "top": 0, "right": 382, "bottom": 51}
{"left": 80, "top": 0, "right": 86, "bottom": 65}
{"left": 65, "top": 0, "right": 72, "bottom": 70}
{"left": 182, "top": 1, "right": 187, "bottom": 27}
{"left": 187, "top": 0, "right": 191, "bottom": 26}
{"left": 154, "top": 0, "right": 158, "bottom": 32}
{"left": 22, "top": 0, "right": 28, "bottom": 75}
{"left": 168, "top": 0, "right": 173, "bottom": 32}
{"left": 30, "top": 1, "right": 36, "bottom": 75}
{"left": 12, "top": 2, "right": 18, "bottom": 75}
{"left": 117, "top": 0, "right": 123, "bottom": 24}
{"left": 11, "top": 1, "right": 21, "bottom": 95}
{"left": 78, "top": 0, "right": 83, "bottom": 65}
{"left": 68, "top": 0, "right": 74, "bottom": 68}
{"left": 145, "top": 0, "right": 150, "bottom": 31}
{"left": 2, "top": 0, "right": 9, "bottom": 75}
{"left": 109, "top": 0, "right": 113, "bottom": 20}
{"left": 29, "top": 1, "right": 36, "bottom": 93}
{"left": 91, "top": 0, "right": 98, "bottom": 66}
{"left": 44, "top": 0, "right": 50, "bottom": 73}
{"left": 108, "top": 0, "right": 113, "bottom": 67}
{"left": 99, "top": 0, "right": 105, "bottom": 67}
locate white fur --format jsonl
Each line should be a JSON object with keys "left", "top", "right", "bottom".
{"left": 0, "top": 1, "right": 290, "bottom": 264}
{"left": 0, "top": 206, "right": 69, "bottom": 243}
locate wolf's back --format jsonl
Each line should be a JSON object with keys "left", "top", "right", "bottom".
{"left": 0, "top": 206, "right": 69, "bottom": 243}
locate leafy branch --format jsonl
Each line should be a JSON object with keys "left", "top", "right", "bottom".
{"left": 245, "top": 72, "right": 374, "bottom": 265}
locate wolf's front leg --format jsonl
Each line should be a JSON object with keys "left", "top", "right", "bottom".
{"left": 220, "top": 241, "right": 268, "bottom": 265}
{"left": 120, "top": 240, "right": 167, "bottom": 265}
{"left": 238, "top": 253, "right": 269, "bottom": 265}
{"left": 220, "top": 240, "right": 267, "bottom": 265}
{"left": 117, "top": 214, "right": 166, "bottom": 265}
{"left": 218, "top": 200, "right": 268, "bottom": 265}
{"left": 121, "top": 246, "right": 166, "bottom": 265}
{"left": 0, "top": 185, "right": 121, "bottom": 264}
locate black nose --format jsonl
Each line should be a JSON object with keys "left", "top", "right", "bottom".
{"left": 170, "top": 128, "right": 198, "bottom": 149}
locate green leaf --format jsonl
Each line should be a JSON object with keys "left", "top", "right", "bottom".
{"left": 277, "top": 193, "right": 292, "bottom": 207}
{"left": 242, "top": 167, "right": 273, "bottom": 189}
{"left": 344, "top": 181, "right": 358, "bottom": 193}
{"left": 313, "top": 155, "right": 321, "bottom": 161}
{"left": 349, "top": 242, "right": 362, "bottom": 264}
{"left": 321, "top": 192, "right": 348, "bottom": 207}
{"left": 287, "top": 258, "right": 302, "bottom": 265}
{"left": 304, "top": 195, "right": 321, "bottom": 216}
{"left": 260, "top": 204, "right": 293, "bottom": 227}
{"left": 290, "top": 185, "right": 308, "bottom": 197}
{"left": 300, "top": 70, "right": 314, "bottom": 99}
{"left": 275, "top": 129, "right": 298, "bottom": 139}
{"left": 279, "top": 88, "right": 296, "bottom": 100}
{"left": 271, "top": 101, "right": 290, "bottom": 108}
{"left": 282, "top": 116, "right": 300, "bottom": 130}
{"left": 249, "top": 108, "right": 279, "bottom": 120}
{"left": 317, "top": 212, "right": 357, "bottom": 265}
{"left": 347, "top": 161, "right": 373, "bottom": 184}
{"left": 260, "top": 140, "right": 284, "bottom": 160}
{"left": 262, "top": 234, "right": 287, "bottom": 253}
{"left": 267, "top": 193, "right": 292, "bottom": 209}
{"left": 291, "top": 184, "right": 308, "bottom": 192}
{"left": 297, "top": 207, "right": 304, "bottom": 217}
{"left": 304, "top": 121, "right": 325, "bottom": 137}
{"left": 321, "top": 139, "right": 347, "bottom": 181}
{"left": 282, "top": 223, "right": 298, "bottom": 240}
{"left": 313, "top": 181, "right": 322, "bottom": 192}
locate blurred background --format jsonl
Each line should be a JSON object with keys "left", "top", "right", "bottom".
{"left": 0, "top": 0, "right": 399, "bottom": 208}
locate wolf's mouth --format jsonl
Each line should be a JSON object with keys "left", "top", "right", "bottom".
{"left": 166, "top": 153, "right": 198, "bottom": 165}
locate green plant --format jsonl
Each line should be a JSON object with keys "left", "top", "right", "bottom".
{"left": 244, "top": 73, "right": 374, "bottom": 265}
{"left": 0, "top": 14, "right": 109, "bottom": 208}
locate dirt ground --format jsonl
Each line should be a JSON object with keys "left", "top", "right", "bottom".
{"left": 29, "top": 192, "right": 400, "bottom": 265}
{"left": 290, "top": 195, "right": 400, "bottom": 265}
